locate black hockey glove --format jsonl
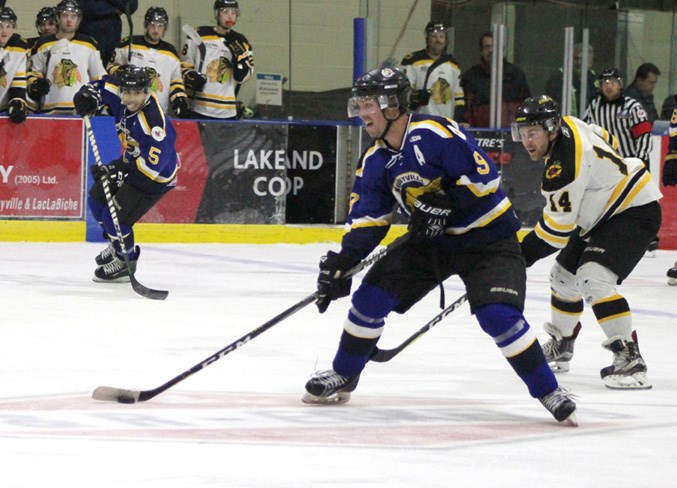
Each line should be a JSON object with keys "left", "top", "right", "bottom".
{"left": 408, "top": 192, "right": 457, "bottom": 241}
{"left": 171, "top": 95, "right": 192, "bottom": 119}
{"left": 73, "top": 84, "right": 102, "bottom": 116}
{"left": 184, "top": 70, "right": 207, "bottom": 92}
{"left": 409, "top": 89, "right": 431, "bottom": 110}
{"left": 662, "top": 157, "right": 677, "bottom": 186}
{"left": 91, "top": 158, "right": 127, "bottom": 187}
{"left": 27, "top": 77, "right": 51, "bottom": 99}
{"left": 316, "top": 251, "right": 360, "bottom": 313}
{"left": 7, "top": 98, "right": 28, "bottom": 124}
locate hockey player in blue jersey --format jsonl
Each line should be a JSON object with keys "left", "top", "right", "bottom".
{"left": 73, "top": 65, "right": 178, "bottom": 282}
{"left": 302, "top": 67, "right": 577, "bottom": 425}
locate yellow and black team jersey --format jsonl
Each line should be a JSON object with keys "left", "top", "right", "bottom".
{"left": 533, "top": 115, "right": 662, "bottom": 248}
{"left": 180, "top": 26, "right": 253, "bottom": 119}
{"left": 0, "top": 33, "right": 28, "bottom": 110}
{"left": 400, "top": 49, "right": 465, "bottom": 120}
{"left": 28, "top": 33, "right": 106, "bottom": 114}
{"left": 109, "top": 35, "right": 187, "bottom": 114}
{"left": 667, "top": 108, "right": 677, "bottom": 162}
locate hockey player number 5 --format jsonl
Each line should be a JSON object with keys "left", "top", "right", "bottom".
{"left": 148, "top": 147, "right": 161, "bottom": 165}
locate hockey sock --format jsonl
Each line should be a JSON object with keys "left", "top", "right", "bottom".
{"left": 551, "top": 294, "right": 584, "bottom": 336}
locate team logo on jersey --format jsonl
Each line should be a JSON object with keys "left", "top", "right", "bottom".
{"left": 431, "top": 78, "right": 451, "bottom": 104}
{"left": 207, "top": 57, "right": 232, "bottom": 84}
{"left": 545, "top": 161, "right": 562, "bottom": 180}
{"left": 151, "top": 126, "right": 166, "bottom": 142}
{"left": 0, "top": 62, "right": 6, "bottom": 89}
{"left": 146, "top": 67, "right": 163, "bottom": 94}
{"left": 53, "top": 59, "right": 82, "bottom": 87}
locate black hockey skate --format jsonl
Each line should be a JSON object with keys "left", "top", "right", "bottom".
{"left": 644, "top": 237, "right": 659, "bottom": 258}
{"left": 667, "top": 265, "right": 677, "bottom": 286}
{"left": 93, "top": 247, "right": 139, "bottom": 283}
{"left": 600, "top": 332, "right": 651, "bottom": 390}
{"left": 539, "top": 387, "right": 577, "bottom": 426}
{"left": 302, "top": 369, "right": 360, "bottom": 405}
{"left": 542, "top": 322, "right": 581, "bottom": 373}
{"left": 95, "top": 242, "right": 116, "bottom": 266}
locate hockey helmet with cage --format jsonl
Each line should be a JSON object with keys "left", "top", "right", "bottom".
{"left": 511, "top": 95, "right": 561, "bottom": 142}
{"left": 56, "top": 0, "right": 82, "bottom": 18}
{"left": 118, "top": 65, "right": 152, "bottom": 93}
{"left": 35, "top": 7, "right": 57, "bottom": 28}
{"left": 0, "top": 7, "right": 17, "bottom": 26}
{"left": 144, "top": 7, "right": 169, "bottom": 28}
{"left": 348, "top": 67, "right": 411, "bottom": 117}
{"left": 214, "top": 0, "right": 240, "bottom": 14}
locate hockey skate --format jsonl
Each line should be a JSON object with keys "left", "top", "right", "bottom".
{"left": 93, "top": 247, "right": 139, "bottom": 283}
{"left": 542, "top": 322, "right": 581, "bottom": 373}
{"left": 667, "top": 264, "right": 677, "bottom": 286}
{"left": 302, "top": 369, "right": 360, "bottom": 405}
{"left": 644, "top": 237, "right": 659, "bottom": 258}
{"left": 95, "top": 242, "right": 116, "bottom": 266}
{"left": 539, "top": 387, "right": 577, "bottom": 426}
{"left": 600, "top": 333, "right": 651, "bottom": 390}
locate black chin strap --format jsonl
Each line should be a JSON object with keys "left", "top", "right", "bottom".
{"left": 377, "top": 110, "right": 405, "bottom": 149}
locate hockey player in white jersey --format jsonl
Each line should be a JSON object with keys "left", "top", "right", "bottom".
{"left": 180, "top": 0, "right": 253, "bottom": 120}
{"left": 0, "top": 7, "right": 28, "bottom": 123}
{"left": 513, "top": 95, "right": 662, "bottom": 390}
{"left": 108, "top": 7, "right": 190, "bottom": 118}
{"left": 27, "top": 0, "right": 106, "bottom": 114}
{"left": 26, "top": 7, "right": 58, "bottom": 51}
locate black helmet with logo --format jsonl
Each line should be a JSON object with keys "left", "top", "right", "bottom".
{"left": 511, "top": 95, "right": 561, "bottom": 141}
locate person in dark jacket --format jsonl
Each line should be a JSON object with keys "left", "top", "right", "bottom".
{"left": 78, "top": 0, "right": 138, "bottom": 66}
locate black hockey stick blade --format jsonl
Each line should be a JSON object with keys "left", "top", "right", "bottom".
{"left": 131, "top": 274, "right": 169, "bottom": 300}
{"left": 370, "top": 293, "right": 467, "bottom": 363}
{"left": 91, "top": 234, "right": 409, "bottom": 403}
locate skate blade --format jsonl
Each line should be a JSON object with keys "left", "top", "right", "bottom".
{"left": 301, "top": 391, "right": 351, "bottom": 405}
{"left": 603, "top": 372, "right": 652, "bottom": 390}
{"left": 668, "top": 278, "right": 677, "bottom": 286}
{"left": 549, "top": 361, "right": 570, "bottom": 373}
{"left": 643, "top": 250, "right": 656, "bottom": 259}
{"left": 560, "top": 412, "right": 578, "bottom": 427}
{"left": 92, "top": 275, "right": 131, "bottom": 283}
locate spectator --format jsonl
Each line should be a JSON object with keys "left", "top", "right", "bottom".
{"left": 461, "top": 31, "right": 531, "bottom": 128}
{"left": 400, "top": 20, "right": 465, "bottom": 120}
{"left": 108, "top": 7, "right": 190, "bottom": 118}
{"left": 26, "top": 7, "right": 58, "bottom": 51}
{"left": 0, "top": 7, "right": 28, "bottom": 123}
{"left": 545, "top": 43, "right": 597, "bottom": 117}
{"left": 624, "top": 62, "right": 660, "bottom": 123}
{"left": 78, "top": 0, "right": 138, "bottom": 66}
{"left": 181, "top": 0, "right": 254, "bottom": 120}
{"left": 659, "top": 93, "right": 676, "bottom": 121}
{"left": 27, "top": 0, "right": 106, "bottom": 115}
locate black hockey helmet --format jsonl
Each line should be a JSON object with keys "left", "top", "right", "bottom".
{"left": 214, "top": 0, "right": 239, "bottom": 13}
{"left": 511, "top": 95, "right": 561, "bottom": 141}
{"left": 118, "top": 65, "right": 152, "bottom": 93}
{"left": 599, "top": 67, "right": 622, "bottom": 84}
{"left": 348, "top": 67, "right": 411, "bottom": 117}
{"left": 144, "top": 7, "right": 169, "bottom": 28}
{"left": 36, "top": 7, "right": 57, "bottom": 27}
{"left": 425, "top": 20, "right": 447, "bottom": 38}
{"left": 56, "top": 0, "right": 82, "bottom": 18}
{"left": 0, "top": 7, "right": 17, "bottom": 26}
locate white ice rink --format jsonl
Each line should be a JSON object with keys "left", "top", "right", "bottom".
{"left": 1, "top": 241, "right": 676, "bottom": 487}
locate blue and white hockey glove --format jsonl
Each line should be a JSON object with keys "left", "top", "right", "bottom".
{"left": 316, "top": 251, "right": 359, "bottom": 313}
{"left": 408, "top": 192, "right": 457, "bottom": 241}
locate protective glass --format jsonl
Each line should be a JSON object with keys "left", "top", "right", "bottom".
{"left": 511, "top": 123, "right": 544, "bottom": 142}
{"left": 347, "top": 94, "right": 397, "bottom": 117}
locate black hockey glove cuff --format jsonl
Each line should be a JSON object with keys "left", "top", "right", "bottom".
{"left": 408, "top": 192, "right": 458, "bottom": 242}
{"left": 184, "top": 70, "right": 207, "bottom": 92}
{"left": 316, "top": 251, "right": 360, "bottom": 313}
{"left": 8, "top": 98, "right": 27, "bottom": 124}
{"left": 662, "top": 157, "right": 677, "bottom": 186}
{"left": 91, "top": 158, "right": 128, "bottom": 187}
{"left": 27, "top": 78, "right": 51, "bottom": 99}
{"left": 171, "top": 96, "right": 192, "bottom": 119}
{"left": 409, "top": 89, "right": 431, "bottom": 110}
{"left": 73, "top": 84, "right": 102, "bottom": 116}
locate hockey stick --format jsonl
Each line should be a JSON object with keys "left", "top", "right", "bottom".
{"left": 83, "top": 115, "right": 169, "bottom": 301}
{"left": 370, "top": 293, "right": 467, "bottom": 363}
{"left": 124, "top": 2, "right": 133, "bottom": 63}
{"left": 181, "top": 24, "right": 206, "bottom": 74}
{"left": 92, "top": 234, "right": 409, "bottom": 403}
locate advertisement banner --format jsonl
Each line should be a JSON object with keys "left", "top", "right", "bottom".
{"left": 0, "top": 118, "right": 83, "bottom": 219}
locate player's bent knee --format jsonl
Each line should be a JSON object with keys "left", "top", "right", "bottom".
{"left": 549, "top": 262, "right": 579, "bottom": 300}
{"left": 576, "top": 262, "right": 619, "bottom": 303}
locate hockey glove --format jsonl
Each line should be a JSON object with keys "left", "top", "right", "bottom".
{"left": 73, "top": 84, "right": 102, "bottom": 116}
{"left": 662, "top": 157, "right": 677, "bottom": 186}
{"left": 184, "top": 70, "right": 207, "bottom": 92}
{"left": 408, "top": 192, "right": 457, "bottom": 241}
{"left": 171, "top": 95, "right": 192, "bottom": 119}
{"left": 409, "top": 89, "right": 431, "bottom": 111}
{"left": 316, "top": 251, "right": 360, "bottom": 313}
{"left": 27, "top": 77, "right": 51, "bottom": 99}
{"left": 91, "top": 158, "right": 127, "bottom": 187}
{"left": 7, "top": 98, "right": 28, "bottom": 124}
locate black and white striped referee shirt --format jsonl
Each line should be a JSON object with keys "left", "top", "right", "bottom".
{"left": 583, "top": 94, "right": 653, "bottom": 163}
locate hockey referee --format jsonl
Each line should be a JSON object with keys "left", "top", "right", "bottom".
{"left": 582, "top": 68, "right": 653, "bottom": 165}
